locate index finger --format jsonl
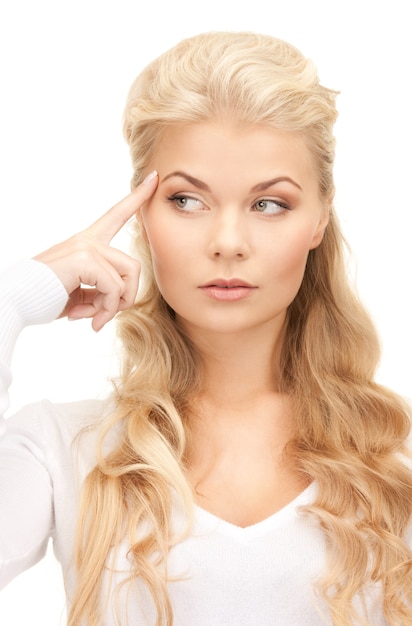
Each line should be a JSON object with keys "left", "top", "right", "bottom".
{"left": 88, "top": 170, "right": 158, "bottom": 242}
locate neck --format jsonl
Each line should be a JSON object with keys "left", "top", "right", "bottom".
{"left": 186, "top": 317, "right": 286, "bottom": 411}
{"left": 180, "top": 316, "right": 303, "bottom": 511}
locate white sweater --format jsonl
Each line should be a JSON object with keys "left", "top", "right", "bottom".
{"left": 0, "top": 259, "right": 409, "bottom": 625}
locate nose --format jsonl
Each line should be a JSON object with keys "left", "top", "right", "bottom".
{"left": 207, "top": 207, "right": 251, "bottom": 260}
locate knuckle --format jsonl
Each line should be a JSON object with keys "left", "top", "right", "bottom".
{"left": 70, "top": 238, "right": 96, "bottom": 262}
{"left": 110, "top": 282, "right": 123, "bottom": 300}
{"left": 130, "top": 258, "right": 141, "bottom": 271}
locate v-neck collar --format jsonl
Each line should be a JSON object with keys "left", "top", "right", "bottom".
{"left": 193, "top": 481, "right": 318, "bottom": 539}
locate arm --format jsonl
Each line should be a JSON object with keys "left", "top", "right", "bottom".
{"left": 0, "top": 259, "right": 68, "bottom": 425}
{"left": 0, "top": 259, "right": 68, "bottom": 587}
{"left": 0, "top": 172, "right": 159, "bottom": 587}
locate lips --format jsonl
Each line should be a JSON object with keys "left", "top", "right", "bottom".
{"left": 199, "top": 279, "right": 257, "bottom": 302}
{"left": 200, "top": 278, "right": 254, "bottom": 288}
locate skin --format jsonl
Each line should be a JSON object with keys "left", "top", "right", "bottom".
{"left": 35, "top": 122, "right": 330, "bottom": 526}
{"left": 139, "top": 122, "right": 330, "bottom": 524}
{"left": 34, "top": 171, "right": 159, "bottom": 331}
{"left": 141, "top": 122, "right": 328, "bottom": 344}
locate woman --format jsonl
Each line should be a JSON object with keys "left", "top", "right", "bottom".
{"left": 0, "top": 31, "right": 411, "bottom": 626}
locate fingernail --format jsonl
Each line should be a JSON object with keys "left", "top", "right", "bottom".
{"left": 143, "top": 170, "right": 158, "bottom": 185}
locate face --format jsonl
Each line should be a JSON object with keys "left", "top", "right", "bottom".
{"left": 140, "top": 122, "right": 329, "bottom": 343}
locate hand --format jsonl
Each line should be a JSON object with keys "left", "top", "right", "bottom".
{"left": 34, "top": 171, "right": 158, "bottom": 331}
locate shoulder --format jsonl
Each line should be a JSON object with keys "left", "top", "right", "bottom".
{"left": 2, "top": 397, "right": 114, "bottom": 475}
{"left": 7, "top": 396, "right": 110, "bottom": 437}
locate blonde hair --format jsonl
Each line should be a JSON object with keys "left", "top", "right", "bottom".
{"left": 68, "top": 32, "right": 412, "bottom": 625}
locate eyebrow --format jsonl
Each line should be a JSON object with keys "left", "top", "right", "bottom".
{"left": 161, "top": 171, "right": 211, "bottom": 191}
{"left": 251, "top": 176, "right": 302, "bottom": 192}
{"left": 161, "top": 170, "right": 302, "bottom": 192}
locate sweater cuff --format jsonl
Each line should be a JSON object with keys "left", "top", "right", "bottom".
{"left": 0, "top": 259, "right": 69, "bottom": 367}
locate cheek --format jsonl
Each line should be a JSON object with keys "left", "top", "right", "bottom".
{"left": 263, "top": 228, "right": 317, "bottom": 309}
{"left": 144, "top": 214, "right": 173, "bottom": 261}
{"left": 144, "top": 222, "right": 188, "bottom": 292}
{"left": 266, "top": 227, "right": 315, "bottom": 279}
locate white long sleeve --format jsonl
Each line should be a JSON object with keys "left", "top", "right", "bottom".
{"left": 0, "top": 259, "right": 68, "bottom": 424}
{"left": 0, "top": 259, "right": 68, "bottom": 587}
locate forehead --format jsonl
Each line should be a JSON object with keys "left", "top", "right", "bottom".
{"left": 153, "top": 121, "right": 319, "bottom": 194}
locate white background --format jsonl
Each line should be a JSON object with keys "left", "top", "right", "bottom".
{"left": 0, "top": 0, "right": 411, "bottom": 623}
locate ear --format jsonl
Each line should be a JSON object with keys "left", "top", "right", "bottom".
{"left": 310, "top": 200, "right": 331, "bottom": 250}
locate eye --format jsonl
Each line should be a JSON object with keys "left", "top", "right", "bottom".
{"left": 168, "top": 194, "right": 205, "bottom": 212}
{"left": 253, "top": 199, "right": 290, "bottom": 215}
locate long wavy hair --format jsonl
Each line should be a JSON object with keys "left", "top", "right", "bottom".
{"left": 67, "top": 32, "right": 412, "bottom": 625}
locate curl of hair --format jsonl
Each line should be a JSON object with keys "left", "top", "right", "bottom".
{"left": 68, "top": 32, "right": 412, "bottom": 626}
